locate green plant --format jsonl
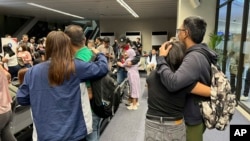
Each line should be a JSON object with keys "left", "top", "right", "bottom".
{"left": 208, "top": 33, "right": 224, "bottom": 66}
{"left": 208, "top": 33, "right": 223, "bottom": 50}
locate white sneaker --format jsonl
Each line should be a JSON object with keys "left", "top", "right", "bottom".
{"left": 129, "top": 102, "right": 139, "bottom": 106}
{"left": 127, "top": 105, "right": 138, "bottom": 110}
{"left": 240, "top": 95, "right": 249, "bottom": 101}
{"left": 136, "top": 102, "right": 140, "bottom": 106}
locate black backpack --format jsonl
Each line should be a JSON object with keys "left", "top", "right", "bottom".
{"left": 90, "top": 72, "right": 120, "bottom": 118}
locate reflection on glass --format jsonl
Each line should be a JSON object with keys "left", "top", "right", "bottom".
{"left": 240, "top": 0, "right": 250, "bottom": 103}
{"left": 218, "top": 0, "right": 250, "bottom": 110}
{"left": 227, "top": 0, "right": 243, "bottom": 97}
{"left": 217, "top": 5, "right": 227, "bottom": 68}
{"left": 241, "top": 40, "right": 250, "bottom": 101}
{"left": 228, "top": 34, "right": 241, "bottom": 93}
{"left": 242, "top": 0, "right": 250, "bottom": 102}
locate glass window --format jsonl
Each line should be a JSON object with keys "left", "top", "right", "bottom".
{"left": 217, "top": 5, "right": 227, "bottom": 67}
{"left": 220, "top": 0, "right": 228, "bottom": 5}
{"left": 227, "top": 0, "right": 243, "bottom": 99}
{"left": 241, "top": 0, "right": 250, "bottom": 104}
{"left": 218, "top": 0, "right": 250, "bottom": 111}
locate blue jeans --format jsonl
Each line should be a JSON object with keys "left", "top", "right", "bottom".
{"left": 117, "top": 67, "right": 127, "bottom": 84}
{"left": 144, "top": 118, "right": 186, "bottom": 141}
{"left": 86, "top": 112, "right": 101, "bottom": 141}
{"left": 24, "top": 63, "right": 32, "bottom": 68}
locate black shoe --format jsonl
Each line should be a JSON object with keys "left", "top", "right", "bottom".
{"left": 125, "top": 103, "right": 130, "bottom": 106}
{"left": 124, "top": 101, "right": 131, "bottom": 106}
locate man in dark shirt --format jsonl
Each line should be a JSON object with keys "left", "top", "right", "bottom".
{"left": 146, "top": 40, "right": 211, "bottom": 141}
{"left": 157, "top": 16, "right": 217, "bottom": 141}
{"left": 135, "top": 37, "right": 142, "bottom": 55}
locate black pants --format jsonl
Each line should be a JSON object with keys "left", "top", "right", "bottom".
{"left": 0, "top": 110, "right": 16, "bottom": 141}
{"left": 243, "top": 68, "right": 250, "bottom": 97}
{"left": 230, "top": 73, "right": 236, "bottom": 93}
{"left": 8, "top": 65, "right": 21, "bottom": 78}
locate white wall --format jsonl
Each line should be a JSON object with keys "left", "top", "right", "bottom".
{"left": 100, "top": 19, "right": 176, "bottom": 53}
{"left": 177, "top": 0, "right": 217, "bottom": 43}
{"left": 100, "top": 0, "right": 217, "bottom": 52}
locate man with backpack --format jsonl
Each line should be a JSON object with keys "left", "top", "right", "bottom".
{"left": 157, "top": 16, "right": 217, "bottom": 141}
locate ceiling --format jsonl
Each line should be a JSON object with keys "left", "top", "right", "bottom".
{"left": 0, "top": 0, "right": 178, "bottom": 22}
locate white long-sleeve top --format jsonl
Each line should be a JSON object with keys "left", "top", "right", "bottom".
{"left": 147, "top": 54, "right": 157, "bottom": 65}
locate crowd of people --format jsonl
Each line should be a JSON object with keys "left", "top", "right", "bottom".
{"left": 0, "top": 15, "right": 248, "bottom": 141}
{"left": 0, "top": 23, "right": 144, "bottom": 141}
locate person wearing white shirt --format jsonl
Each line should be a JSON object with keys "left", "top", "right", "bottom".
{"left": 146, "top": 48, "right": 158, "bottom": 75}
{"left": 1, "top": 44, "right": 21, "bottom": 78}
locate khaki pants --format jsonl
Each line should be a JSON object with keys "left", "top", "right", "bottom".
{"left": 146, "top": 64, "right": 156, "bottom": 75}
{"left": 186, "top": 122, "right": 206, "bottom": 141}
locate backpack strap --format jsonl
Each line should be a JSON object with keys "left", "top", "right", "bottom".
{"left": 187, "top": 46, "right": 221, "bottom": 72}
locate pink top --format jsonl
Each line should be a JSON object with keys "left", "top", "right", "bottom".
{"left": 0, "top": 68, "right": 12, "bottom": 114}
{"left": 17, "top": 51, "right": 32, "bottom": 65}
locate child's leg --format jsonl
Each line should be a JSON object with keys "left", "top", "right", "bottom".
{"left": 132, "top": 98, "right": 137, "bottom": 106}
{"left": 135, "top": 98, "right": 139, "bottom": 106}
{"left": 127, "top": 98, "right": 138, "bottom": 110}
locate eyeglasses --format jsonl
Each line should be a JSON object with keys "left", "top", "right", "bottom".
{"left": 176, "top": 28, "right": 186, "bottom": 33}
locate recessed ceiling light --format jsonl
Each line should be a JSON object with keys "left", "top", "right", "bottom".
{"left": 116, "top": 0, "right": 139, "bottom": 18}
{"left": 27, "top": 3, "right": 84, "bottom": 19}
